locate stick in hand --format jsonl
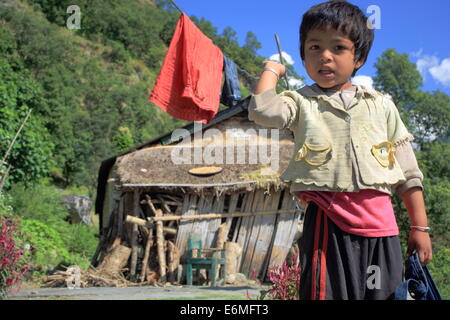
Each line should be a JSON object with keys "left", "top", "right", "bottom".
{"left": 274, "top": 34, "right": 291, "bottom": 90}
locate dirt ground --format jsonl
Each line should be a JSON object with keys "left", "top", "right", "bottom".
{"left": 6, "top": 284, "right": 266, "bottom": 300}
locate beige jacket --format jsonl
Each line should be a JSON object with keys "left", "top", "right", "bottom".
{"left": 248, "top": 85, "right": 423, "bottom": 195}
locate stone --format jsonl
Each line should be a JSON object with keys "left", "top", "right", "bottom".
{"left": 62, "top": 194, "right": 92, "bottom": 225}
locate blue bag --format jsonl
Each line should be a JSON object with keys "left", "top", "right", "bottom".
{"left": 394, "top": 253, "right": 442, "bottom": 300}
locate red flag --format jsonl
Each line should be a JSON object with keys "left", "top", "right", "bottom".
{"left": 148, "top": 13, "right": 224, "bottom": 124}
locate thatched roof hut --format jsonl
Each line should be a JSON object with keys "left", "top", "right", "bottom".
{"left": 93, "top": 100, "right": 303, "bottom": 284}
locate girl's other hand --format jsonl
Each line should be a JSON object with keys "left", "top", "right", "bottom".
{"left": 407, "top": 230, "right": 432, "bottom": 266}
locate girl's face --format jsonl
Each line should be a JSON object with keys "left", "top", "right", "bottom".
{"left": 304, "top": 25, "right": 363, "bottom": 91}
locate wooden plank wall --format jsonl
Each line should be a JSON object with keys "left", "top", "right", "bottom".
{"left": 250, "top": 190, "right": 282, "bottom": 279}
{"left": 267, "top": 190, "right": 300, "bottom": 273}
{"left": 204, "top": 194, "right": 225, "bottom": 248}
{"left": 237, "top": 189, "right": 266, "bottom": 275}
{"left": 175, "top": 194, "right": 198, "bottom": 258}
{"left": 175, "top": 193, "right": 227, "bottom": 259}
{"left": 174, "top": 188, "right": 300, "bottom": 281}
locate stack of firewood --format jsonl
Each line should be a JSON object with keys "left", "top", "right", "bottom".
{"left": 129, "top": 194, "right": 181, "bottom": 283}
{"left": 91, "top": 192, "right": 184, "bottom": 285}
{"left": 44, "top": 266, "right": 132, "bottom": 288}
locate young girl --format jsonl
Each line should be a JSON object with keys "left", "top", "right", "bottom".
{"left": 248, "top": 1, "right": 432, "bottom": 300}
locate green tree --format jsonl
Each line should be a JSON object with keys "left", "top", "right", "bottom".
{"left": 112, "top": 127, "right": 134, "bottom": 154}
{"left": 375, "top": 50, "right": 450, "bottom": 296}
{"left": 0, "top": 49, "right": 54, "bottom": 186}
{"left": 417, "top": 141, "right": 450, "bottom": 180}
{"left": 374, "top": 49, "right": 450, "bottom": 147}
{"left": 243, "top": 31, "right": 261, "bottom": 58}
{"left": 374, "top": 49, "right": 423, "bottom": 109}
{"left": 409, "top": 90, "right": 450, "bottom": 148}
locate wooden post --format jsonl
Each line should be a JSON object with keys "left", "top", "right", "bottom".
{"left": 166, "top": 240, "right": 179, "bottom": 284}
{"left": 156, "top": 195, "right": 177, "bottom": 228}
{"left": 213, "top": 223, "right": 227, "bottom": 284}
{"left": 215, "top": 223, "right": 227, "bottom": 250}
{"left": 130, "top": 190, "right": 140, "bottom": 280}
{"left": 145, "top": 195, "right": 166, "bottom": 283}
{"left": 140, "top": 227, "right": 153, "bottom": 282}
{"left": 155, "top": 208, "right": 166, "bottom": 283}
{"left": 117, "top": 196, "right": 124, "bottom": 240}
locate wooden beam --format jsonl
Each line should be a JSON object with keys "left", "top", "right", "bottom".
{"left": 126, "top": 208, "right": 297, "bottom": 224}
{"left": 126, "top": 216, "right": 177, "bottom": 234}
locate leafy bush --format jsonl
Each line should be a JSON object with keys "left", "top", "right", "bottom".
{"left": 0, "top": 214, "right": 29, "bottom": 299}
{"left": 422, "top": 179, "right": 450, "bottom": 249}
{"left": 18, "top": 219, "right": 71, "bottom": 268}
{"left": 0, "top": 193, "right": 13, "bottom": 215}
{"left": 8, "top": 182, "right": 70, "bottom": 229}
{"left": 9, "top": 182, "right": 98, "bottom": 271}
{"left": 62, "top": 223, "right": 98, "bottom": 269}
{"left": 427, "top": 247, "right": 450, "bottom": 300}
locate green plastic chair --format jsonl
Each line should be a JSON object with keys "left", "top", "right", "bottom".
{"left": 185, "top": 234, "right": 226, "bottom": 286}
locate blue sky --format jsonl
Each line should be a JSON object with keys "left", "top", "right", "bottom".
{"left": 174, "top": 0, "right": 450, "bottom": 95}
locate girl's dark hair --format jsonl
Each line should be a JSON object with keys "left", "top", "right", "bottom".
{"left": 299, "top": 1, "right": 374, "bottom": 76}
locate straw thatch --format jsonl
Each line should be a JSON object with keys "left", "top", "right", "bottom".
{"left": 109, "top": 113, "right": 295, "bottom": 198}
{"left": 115, "top": 144, "right": 294, "bottom": 187}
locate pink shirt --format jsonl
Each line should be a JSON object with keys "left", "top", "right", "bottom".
{"left": 297, "top": 190, "right": 399, "bottom": 237}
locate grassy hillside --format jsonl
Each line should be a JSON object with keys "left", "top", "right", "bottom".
{"left": 0, "top": 0, "right": 273, "bottom": 190}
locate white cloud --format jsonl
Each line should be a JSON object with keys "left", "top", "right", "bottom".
{"left": 412, "top": 50, "right": 450, "bottom": 87}
{"left": 429, "top": 58, "right": 450, "bottom": 86}
{"left": 416, "top": 55, "right": 439, "bottom": 79}
{"left": 352, "top": 75, "right": 394, "bottom": 99}
{"left": 288, "top": 78, "right": 305, "bottom": 90}
{"left": 351, "top": 75, "right": 374, "bottom": 89}
{"left": 269, "top": 51, "right": 295, "bottom": 65}
{"left": 410, "top": 48, "right": 424, "bottom": 58}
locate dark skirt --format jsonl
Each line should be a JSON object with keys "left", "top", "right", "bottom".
{"left": 298, "top": 202, "right": 403, "bottom": 300}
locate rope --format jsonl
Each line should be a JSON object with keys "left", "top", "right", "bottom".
{"left": 168, "top": 0, "right": 183, "bottom": 14}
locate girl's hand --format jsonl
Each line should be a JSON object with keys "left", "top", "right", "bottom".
{"left": 264, "top": 60, "right": 287, "bottom": 78}
{"left": 407, "top": 230, "right": 432, "bottom": 266}
{"left": 255, "top": 61, "right": 287, "bottom": 94}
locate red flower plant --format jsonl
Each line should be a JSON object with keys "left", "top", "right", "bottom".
{"left": 247, "top": 249, "right": 301, "bottom": 300}
{"left": 0, "top": 215, "right": 29, "bottom": 299}
{"left": 265, "top": 249, "right": 301, "bottom": 300}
